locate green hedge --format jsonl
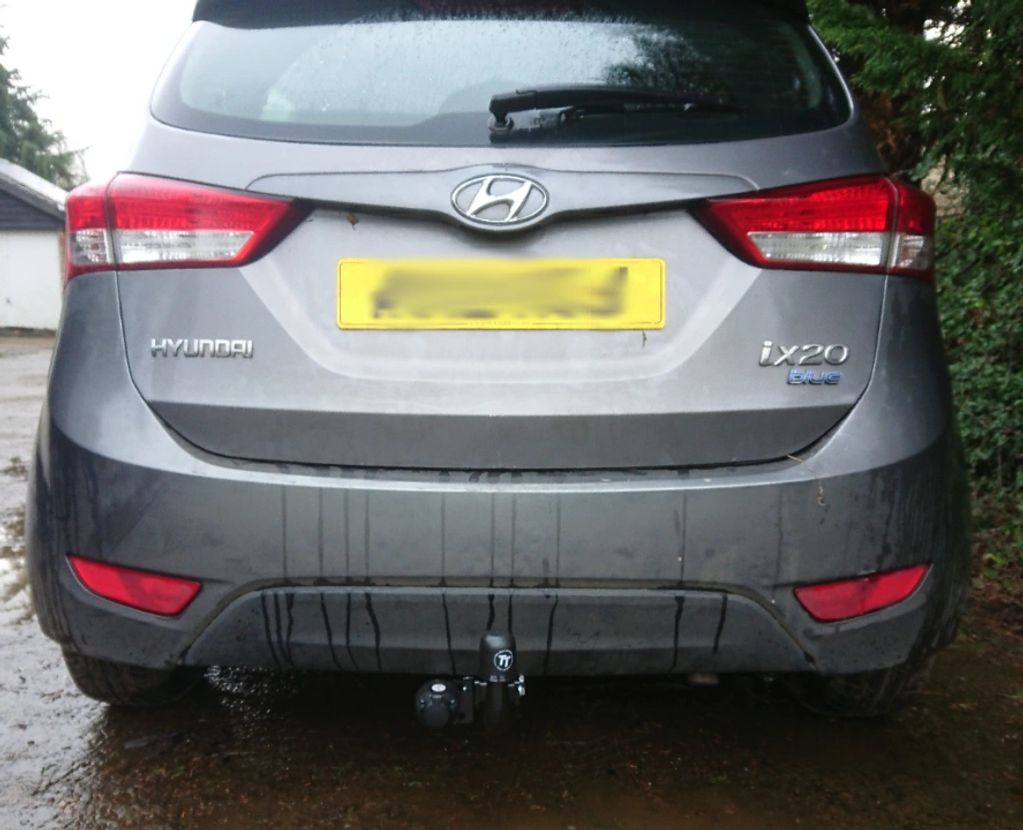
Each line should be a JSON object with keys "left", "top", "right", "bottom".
{"left": 808, "top": 1, "right": 1023, "bottom": 559}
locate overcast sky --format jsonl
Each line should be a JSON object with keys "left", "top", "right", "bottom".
{"left": 2, "top": 0, "right": 197, "bottom": 182}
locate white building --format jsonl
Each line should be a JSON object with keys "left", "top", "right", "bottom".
{"left": 0, "top": 159, "right": 67, "bottom": 332}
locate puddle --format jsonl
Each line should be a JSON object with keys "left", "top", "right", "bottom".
{"left": 3, "top": 456, "right": 29, "bottom": 479}
{"left": 0, "top": 628, "right": 1019, "bottom": 830}
{"left": 0, "top": 507, "right": 31, "bottom": 623}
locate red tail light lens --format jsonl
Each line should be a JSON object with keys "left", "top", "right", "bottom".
{"left": 794, "top": 564, "right": 930, "bottom": 623}
{"left": 698, "top": 176, "right": 936, "bottom": 281}
{"left": 68, "top": 555, "right": 201, "bottom": 617}
{"left": 65, "top": 174, "right": 305, "bottom": 284}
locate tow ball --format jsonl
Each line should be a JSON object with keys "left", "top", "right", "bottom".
{"left": 414, "top": 631, "right": 526, "bottom": 732}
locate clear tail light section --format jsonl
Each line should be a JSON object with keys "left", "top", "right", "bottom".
{"left": 889, "top": 180, "right": 937, "bottom": 275}
{"left": 698, "top": 176, "right": 936, "bottom": 281}
{"left": 65, "top": 174, "right": 305, "bottom": 284}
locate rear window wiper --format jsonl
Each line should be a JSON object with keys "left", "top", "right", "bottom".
{"left": 489, "top": 85, "right": 742, "bottom": 130}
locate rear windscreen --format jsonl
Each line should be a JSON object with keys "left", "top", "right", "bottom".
{"left": 154, "top": 1, "right": 850, "bottom": 146}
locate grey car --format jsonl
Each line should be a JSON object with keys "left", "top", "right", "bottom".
{"left": 27, "top": 0, "right": 968, "bottom": 720}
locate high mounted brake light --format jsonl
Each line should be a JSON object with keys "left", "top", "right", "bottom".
{"left": 698, "top": 176, "right": 936, "bottom": 281}
{"left": 64, "top": 174, "right": 305, "bottom": 284}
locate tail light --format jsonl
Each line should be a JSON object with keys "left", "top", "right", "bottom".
{"left": 698, "top": 176, "right": 936, "bottom": 281}
{"left": 794, "top": 564, "right": 929, "bottom": 623}
{"left": 65, "top": 174, "right": 305, "bottom": 284}
{"left": 69, "top": 555, "right": 201, "bottom": 617}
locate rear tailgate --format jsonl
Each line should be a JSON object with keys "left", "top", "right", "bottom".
{"left": 115, "top": 0, "right": 886, "bottom": 470}
{"left": 116, "top": 153, "right": 884, "bottom": 470}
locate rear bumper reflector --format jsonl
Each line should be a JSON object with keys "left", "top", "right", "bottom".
{"left": 794, "top": 564, "right": 930, "bottom": 623}
{"left": 68, "top": 556, "right": 201, "bottom": 617}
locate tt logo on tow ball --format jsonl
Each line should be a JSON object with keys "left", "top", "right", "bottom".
{"left": 493, "top": 650, "right": 515, "bottom": 672}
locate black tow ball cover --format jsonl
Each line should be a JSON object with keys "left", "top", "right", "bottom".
{"left": 415, "top": 680, "right": 459, "bottom": 730}
{"left": 480, "top": 631, "right": 517, "bottom": 682}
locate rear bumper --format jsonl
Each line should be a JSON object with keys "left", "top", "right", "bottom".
{"left": 185, "top": 585, "right": 928, "bottom": 677}
{"left": 27, "top": 275, "right": 969, "bottom": 677}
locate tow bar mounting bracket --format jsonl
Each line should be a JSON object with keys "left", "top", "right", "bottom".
{"left": 414, "top": 630, "right": 525, "bottom": 732}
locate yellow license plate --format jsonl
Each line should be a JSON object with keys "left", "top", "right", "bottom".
{"left": 336, "top": 259, "right": 666, "bottom": 330}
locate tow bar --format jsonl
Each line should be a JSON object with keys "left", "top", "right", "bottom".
{"left": 414, "top": 631, "right": 526, "bottom": 732}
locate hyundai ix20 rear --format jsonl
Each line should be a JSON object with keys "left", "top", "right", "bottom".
{"left": 28, "top": 0, "right": 968, "bottom": 719}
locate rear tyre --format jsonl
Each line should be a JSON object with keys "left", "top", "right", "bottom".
{"left": 786, "top": 656, "right": 933, "bottom": 719}
{"left": 62, "top": 651, "right": 202, "bottom": 708}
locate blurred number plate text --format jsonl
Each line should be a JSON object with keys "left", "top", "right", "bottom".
{"left": 337, "top": 259, "right": 666, "bottom": 330}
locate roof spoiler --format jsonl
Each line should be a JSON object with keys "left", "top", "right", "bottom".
{"left": 194, "top": 1, "right": 809, "bottom": 27}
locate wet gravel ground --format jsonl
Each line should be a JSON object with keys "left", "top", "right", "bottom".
{"left": 1, "top": 335, "right": 1021, "bottom": 830}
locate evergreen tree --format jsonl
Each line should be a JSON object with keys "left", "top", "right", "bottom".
{"left": 810, "top": 0, "right": 1023, "bottom": 568}
{"left": 0, "top": 33, "right": 82, "bottom": 189}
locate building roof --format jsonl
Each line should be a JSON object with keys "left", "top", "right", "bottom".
{"left": 0, "top": 159, "right": 67, "bottom": 222}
